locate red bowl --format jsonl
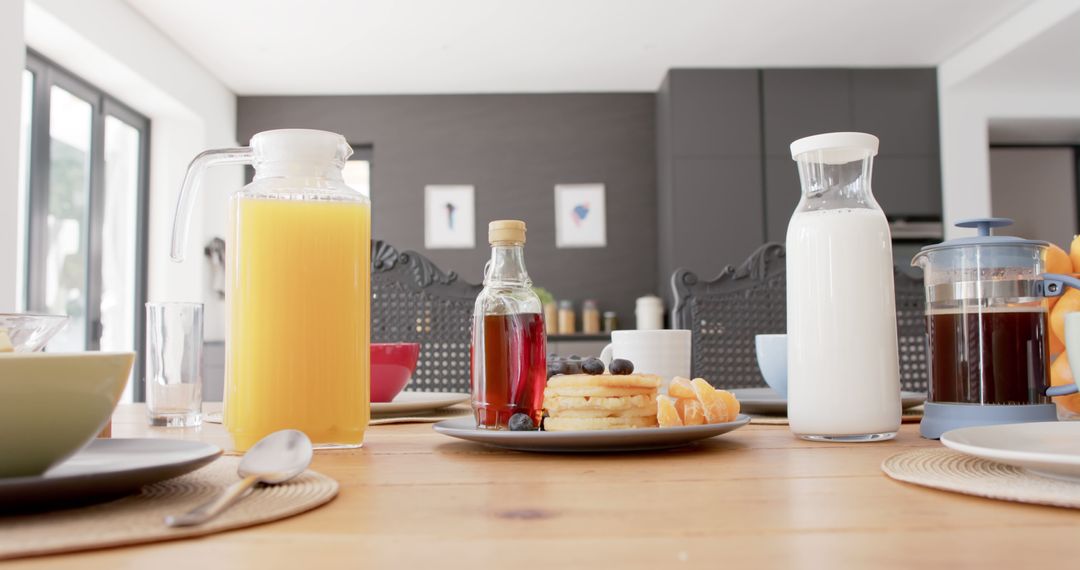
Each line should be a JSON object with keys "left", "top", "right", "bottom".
{"left": 371, "top": 343, "right": 420, "bottom": 403}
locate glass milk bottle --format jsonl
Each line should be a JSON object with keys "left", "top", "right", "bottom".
{"left": 785, "top": 132, "right": 901, "bottom": 442}
{"left": 171, "top": 129, "right": 370, "bottom": 451}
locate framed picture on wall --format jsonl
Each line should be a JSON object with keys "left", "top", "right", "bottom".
{"left": 554, "top": 183, "right": 606, "bottom": 248}
{"left": 424, "top": 185, "right": 476, "bottom": 249}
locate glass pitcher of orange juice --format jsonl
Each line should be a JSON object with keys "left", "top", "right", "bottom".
{"left": 170, "top": 129, "right": 370, "bottom": 451}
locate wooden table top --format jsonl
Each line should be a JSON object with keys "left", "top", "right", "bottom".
{"left": 8, "top": 404, "right": 1079, "bottom": 568}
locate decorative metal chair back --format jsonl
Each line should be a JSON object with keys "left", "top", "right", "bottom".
{"left": 371, "top": 241, "right": 481, "bottom": 393}
{"left": 671, "top": 243, "right": 928, "bottom": 392}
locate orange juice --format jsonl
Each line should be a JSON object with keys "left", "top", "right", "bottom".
{"left": 224, "top": 196, "right": 370, "bottom": 451}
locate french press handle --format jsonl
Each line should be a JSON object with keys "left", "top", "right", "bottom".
{"left": 1041, "top": 273, "right": 1080, "bottom": 397}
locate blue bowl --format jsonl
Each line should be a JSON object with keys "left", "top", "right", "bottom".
{"left": 754, "top": 334, "right": 787, "bottom": 397}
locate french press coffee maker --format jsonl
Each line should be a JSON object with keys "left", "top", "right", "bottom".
{"left": 912, "top": 218, "right": 1080, "bottom": 439}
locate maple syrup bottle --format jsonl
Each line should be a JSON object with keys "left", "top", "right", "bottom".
{"left": 470, "top": 221, "right": 547, "bottom": 429}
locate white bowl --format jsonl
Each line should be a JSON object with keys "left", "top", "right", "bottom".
{"left": 0, "top": 352, "right": 133, "bottom": 477}
{"left": 754, "top": 334, "right": 788, "bottom": 397}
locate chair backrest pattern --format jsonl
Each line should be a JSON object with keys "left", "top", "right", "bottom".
{"left": 672, "top": 243, "right": 928, "bottom": 392}
{"left": 672, "top": 244, "right": 787, "bottom": 389}
{"left": 371, "top": 241, "right": 481, "bottom": 393}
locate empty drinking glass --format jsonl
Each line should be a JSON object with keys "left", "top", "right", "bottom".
{"left": 145, "top": 302, "right": 203, "bottom": 427}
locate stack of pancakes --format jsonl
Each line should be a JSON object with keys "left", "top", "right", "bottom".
{"left": 542, "top": 374, "right": 661, "bottom": 431}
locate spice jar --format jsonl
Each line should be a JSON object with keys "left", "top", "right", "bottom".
{"left": 603, "top": 311, "right": 617, "bottom": 333}
{"left": 543, "top": 302, "right": 558, "bottom": 335}
{"left": 558, "top": 300, "right": 575, "bottom": 334}
{"left": 582, "top": 300, "right": 600, "bottom": 334}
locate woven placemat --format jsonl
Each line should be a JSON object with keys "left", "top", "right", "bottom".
{"left": 882, "top": 448, "right": 1080, "bottom": 509}
{"left": 0, "top": 457, "right": 338, "bottom": 560}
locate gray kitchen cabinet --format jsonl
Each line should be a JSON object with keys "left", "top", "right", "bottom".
{"left": 672, "top": 156, "right": 765, "bottom": 275}
{"left": 873, "top": 155, "right": 942, "bottom": 217}
{"left": 762, "top": 69, "right": 853, "bottom": 157}
{"left": 764, "top": 156, "right": 801, "bottom": 243}
{"left": 658, "top": 67, "right": 942, "bottom": 301}
{"left": 657, "top": 70, "right": 764, "bottom": 301}
{"left": 852, "top": 69, "right": 939, "bottom": 156}
{"left": 669, "top": 69, "right": 761, "bottom": 157}
{"left": 852, "top": 69, "right": 941, "bottom": 217}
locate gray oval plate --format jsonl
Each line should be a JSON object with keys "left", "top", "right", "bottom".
{"left": 0, "top": 438, "right": 222, "bottom": 512}
{"left": 731, "top": 388, "right": 927, "bottom": 415}
{"left": 372, "top": 391, "right": 470, "bottom": 416}
{"left": 433, "top": 415, "right": 750, "bottom": 453}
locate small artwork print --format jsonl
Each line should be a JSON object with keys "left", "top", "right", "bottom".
{"left": 555, "top": 183, "right": 606, "bottom": 248}
{"left": 425, "top": 185, "right": 476, "bottom": 249}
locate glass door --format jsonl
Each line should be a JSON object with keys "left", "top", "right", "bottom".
{"left": 22, "top": 51, "right": 150, "bottom": 400}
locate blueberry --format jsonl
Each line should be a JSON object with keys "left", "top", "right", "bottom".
{"left": 546, "top": 362, "right": 563, "bottom": 379}
{"left": 568, "top": 354, "right": 581, "bottom": 361}
{"left": 560, "top": 359, "right": 582, "bottom": 375}
{"left": 508, "top": 413, "right": 536, "bottom": 431}
{"left": 581, "top": 357, "right": 605, "bottom": 375}
{"left": 609, "top": 358, "right": 634, "bottom": 375}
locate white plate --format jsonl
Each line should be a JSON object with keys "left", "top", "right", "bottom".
{"left": 731, "top": 387, "right": 926, "bottom": 415}
{"left": 0, "top": 438, "right": 221, "bottom": 511}
{"left": 433, "top": 415, "right": 750, "bottom": 453}
{"left": 372, "top": 391, "right": 470, "bottom": 415}
{"left": 941, "top": 421, "right": 1080, "bottom": 483}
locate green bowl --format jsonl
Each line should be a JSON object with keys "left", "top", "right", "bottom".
{"left": 0, "top": 352, "right": 133, "bottom": 478}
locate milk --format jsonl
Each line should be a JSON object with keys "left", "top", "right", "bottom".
{"left": 786, "top": 207, "right": 901, "bottom": 438}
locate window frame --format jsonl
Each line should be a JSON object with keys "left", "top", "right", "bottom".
{"left": 23, "top": 49, "right": 151, "bottom": 400}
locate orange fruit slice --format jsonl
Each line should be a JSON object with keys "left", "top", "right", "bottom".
{"left": 669, "top": 377, "right": 694, "bottom": 399}
{"left": 1050, "top": 331, "right": 1066, "bottom": 357}
{"left": 657, "top": 395, "right": 683, "bottom": 428}
{"left": 676, "top": 397, "right": 706, "bottom": 425}
{"left": 716, "top": 390, "right": 741, "bottom": 422}
{"left": 690, "top": 378, "right": 729, "bottom": 424}
{"left": 1051, "top": 353, "right": 1080, "bottom": 414}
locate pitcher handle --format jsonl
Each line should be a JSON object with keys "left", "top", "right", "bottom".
{"left": 170, "top": 147, "right": 254, "bottom": 262}
{"left": 1043, "top": 273, "right": 1080, "bottom": 396}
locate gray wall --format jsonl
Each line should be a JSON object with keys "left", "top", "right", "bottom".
{"left": 991, "top": 147, "right": 1077, "bottom": 247}
{"left": 237, "top": 94, "right": 657, "bottom": 324}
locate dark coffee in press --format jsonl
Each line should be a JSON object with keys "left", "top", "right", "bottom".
{"left": 926, "top": 307, "right": 1050, "bottom": 405}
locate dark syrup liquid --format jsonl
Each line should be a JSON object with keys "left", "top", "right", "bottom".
{"left": 471, "top": 313, "right": 547, "bottom": 428}
{"left": 926, "top": 309, "right": 1050, "bottom": 405}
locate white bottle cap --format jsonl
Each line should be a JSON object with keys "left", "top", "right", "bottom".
{"left": 790, "top": 132, "right": 879, "bottom": 164}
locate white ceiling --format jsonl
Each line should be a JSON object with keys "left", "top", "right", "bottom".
{"left": 965, "top": 7, "right": 1080, "bottom": 92}
{"left": 125, "top": 0, "right": 1033, "bottom": 95}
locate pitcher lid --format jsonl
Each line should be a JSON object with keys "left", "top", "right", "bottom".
{"left": 250, "top": 129, "right": 352, "bottom": 165}
{"left": 919, "top": 218, "right": 1048, "bottom": 252}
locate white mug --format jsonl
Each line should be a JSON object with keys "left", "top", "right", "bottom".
{"left": 600, "top": 329, "right": 691, "bottom": 393}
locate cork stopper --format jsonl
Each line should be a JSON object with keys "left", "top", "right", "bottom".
{"left": 489, "top": 220, "right": 526, "bottom": 245}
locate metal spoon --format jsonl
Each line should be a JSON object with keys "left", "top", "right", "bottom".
{"left": 165, "top": 429, "right": 313, "bottom": 527}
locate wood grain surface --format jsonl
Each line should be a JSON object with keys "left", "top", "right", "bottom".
{"left": 6, "top": 404, "right": 1078, "bottom": 569}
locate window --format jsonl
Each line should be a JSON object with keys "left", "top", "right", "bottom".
{"left": 21, "top": 51, "right": 150, "bottom": 401}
